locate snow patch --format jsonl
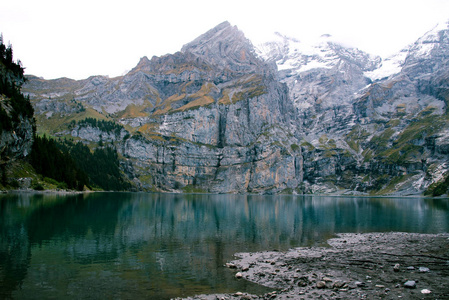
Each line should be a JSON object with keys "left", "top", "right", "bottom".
{"left": 364, "top": 50, "right": 407, "bottom": 81}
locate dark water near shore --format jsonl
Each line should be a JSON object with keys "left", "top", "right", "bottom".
{"left": 1, "top": 192, "right": 448, "bottom": 299}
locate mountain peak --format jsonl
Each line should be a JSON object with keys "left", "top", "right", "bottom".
{"left": 180, "top": 21, "right": 261, "bottom": 74}
{"left": 181, "top": 21, "right": 241, "bottom": 53}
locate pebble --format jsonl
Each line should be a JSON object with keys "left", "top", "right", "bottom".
{"left": 332, "top": 280, "right": 345, "bottom": 288}
{"left": 375, "top": 284, "right": 385, "bottom": 288}
{"left": 355, "top": 281, "right": 365, "bottom": 287}
{"left": 404, "top": 280, "right": 416, "bottom": 289}
{"left": 235, "top": 272, "right": 243, "bottom": 279}
{"left": 419, "top": 267, "right": 429, "bottom": 273}
{"left": 393, "top": 264, "right": 400, "bottom": 272}
{"left": 406, "top": 266, "right": 415, "bottom": 270}
{"left": 421, "top": 289, "right": 431, "bottom": 294}
{"left": 226, "top": 263, "right": 236, "bottom": 269}
{"left": 316, "top": 281, "right": 326, "bottom": 289}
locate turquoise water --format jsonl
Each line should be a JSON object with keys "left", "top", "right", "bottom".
{"left": 1, "top": 192, "right": 448, "bottom": 299}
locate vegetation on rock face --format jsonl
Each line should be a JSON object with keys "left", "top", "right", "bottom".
{"left": 0, "top": 35, "right": 35, "bottom": 137}
{"left": 425, "top": 173, "right": 449, "bottom": 197}
{"left": 1, "top": 35, "right": 36, "bottom": 189}
{"left": 69, "top": 117, "right": 125, "bottom": 135}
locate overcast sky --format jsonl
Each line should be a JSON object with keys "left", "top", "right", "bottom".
{"left": 1, "top": 0, "right": 448, "bottom": 80}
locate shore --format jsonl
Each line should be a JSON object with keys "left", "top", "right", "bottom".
{"left": 178, "top": 232, "right": 449, "bottom": 300}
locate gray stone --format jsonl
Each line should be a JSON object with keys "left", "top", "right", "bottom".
{"left": 355, "top": 281, "right": 365, "bottom": 287}
{"left": 332, "top": 280, "right": 346, "bottom": 288}
{"left": 404, "top": 280, "right": 417, "bottom": 289}
{"left": 393, "top": 263, "right": 400, "bottom": 272}
{"left": 225, "top": 263, "right": 236, "bottom": 269}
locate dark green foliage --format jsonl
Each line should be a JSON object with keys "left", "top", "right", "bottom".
{"left": 69, "top": 118, "right": 124, "bottom": 136}
{"left": 424, "top": 174, "right": 449, "bottom": 197}
{"left": 1, "top": 164, "right": 6, "bottom": 186}
{"left": 88, "top": 147, "right": 130, "bottom": 191}
{"left": 30, "top": 135, "right": 88, "bottom": 191}
{"left": 0, "top": 35, "right": 34, "bottom": 135}
{"left": 59, "top": 140, "right": 130, "bottom": 191}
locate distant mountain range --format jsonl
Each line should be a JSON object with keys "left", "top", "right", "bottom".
{"left": 21, "top": 20, "right": 449, "bottom": 195}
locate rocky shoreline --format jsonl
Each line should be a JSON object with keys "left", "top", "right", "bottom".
{"left": 178, "top": 232, "right": 449, "bottom": 300}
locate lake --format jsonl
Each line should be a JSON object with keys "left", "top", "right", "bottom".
{"left": 1, "top": 192, "right": 448, "bottom": 299}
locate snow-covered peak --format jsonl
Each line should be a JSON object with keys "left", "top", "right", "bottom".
{"left": 365, "top": 20, "right": 449, "bottom": 81}
{"left": 257, "top": 33, "right": 379, "bottom": 75}
{"left": 407, "top": 20, "right": 449, "bottom": 58}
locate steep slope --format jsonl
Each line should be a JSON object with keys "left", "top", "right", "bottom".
{"left": 257, "top": 21, "right": 449, "bottom": 195}
{"left": 258, "top": 33, "right": 380, "bottom": 139}
{"left": 24, "top": 22, "right": 302, "bottom": 194}
{"left": 0, "top": 37, "right": 35, "bottom": 185}
{"left": 350, "top": 20, "right": 449, "bottom": 195}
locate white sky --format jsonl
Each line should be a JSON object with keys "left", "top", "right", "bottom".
{"left": 1, "top": 0, "right": 448, "bottom": 80}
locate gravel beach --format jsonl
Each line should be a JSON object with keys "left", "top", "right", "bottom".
{"left": 178, "top": 232, "right": 449, "bottom": 300}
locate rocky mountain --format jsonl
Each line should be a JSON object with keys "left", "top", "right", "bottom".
{"left": 24, "top": 22, "right": 302, "bottom": 194}
{"left": 256, "top": 21, "right": 449, "bottom": 195}
{"left": 22, "top": 20, "right": 449, "bottom": 195}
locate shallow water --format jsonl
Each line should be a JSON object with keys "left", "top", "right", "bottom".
{"left": 1, "top": 192, "right": 448, "bottom": 299}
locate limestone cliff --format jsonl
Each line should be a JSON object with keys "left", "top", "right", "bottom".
{"left": 24, "top": 22, "right": 302, "bottom": 194}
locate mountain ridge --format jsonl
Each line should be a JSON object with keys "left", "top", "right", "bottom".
{"left": 19, "top": 20, "right": 449, "bottom": 195}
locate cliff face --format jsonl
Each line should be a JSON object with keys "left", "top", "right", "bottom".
{"left": 23, "top": 20, "right": 449, "bottom": 195}
{"left": 24, "top": 22, "right": 302, "bottom": 194}
{"left": 257, "top": 22, "right": 449, "bottom": 195}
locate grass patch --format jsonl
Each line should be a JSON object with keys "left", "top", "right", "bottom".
{"left": 424, "top": 172, "right": 449, "bottom": 196}
{"left": 182, "top": 185, "right": 207, "bottom": 193}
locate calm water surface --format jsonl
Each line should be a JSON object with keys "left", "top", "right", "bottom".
{"left": 1, "top": 192, "right": 448, "bottom": 299}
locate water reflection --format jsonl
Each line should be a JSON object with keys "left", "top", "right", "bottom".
{"left": 0, "top": 193, "right": 448, "bottom": 299}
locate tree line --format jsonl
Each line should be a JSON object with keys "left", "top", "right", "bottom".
{"left": 30, "top": 136, "right": 130, "bottom": 191}
{"left": 70, "top": 117, "right": 125, "bottom": 136}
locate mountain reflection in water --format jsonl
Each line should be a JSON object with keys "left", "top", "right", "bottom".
{"left": 1, "top": 192, "right": 448, "bottom": 299}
